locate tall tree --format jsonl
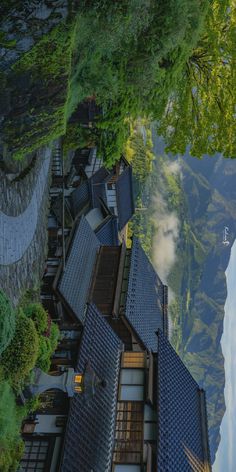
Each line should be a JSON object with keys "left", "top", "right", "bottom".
{"left": 158, "top": 0, "right": 236, "bottom": 158}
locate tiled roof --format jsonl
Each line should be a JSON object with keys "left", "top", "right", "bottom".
{"left": 60, "top": 304, "right": 123, "bottom": 472}
{"left": 91, "top": 166, "right": 111, "bottom": 184}
{"left": 95, "top": 216, "right": 119, "bottom": 246}
{"left": 157, "top": 331, "right": 212, "bottom": 472}
{"left": 116, "top": 165, "right": 134, "bottom": 230}
{"left": 57, "top": 217, "right": 100, "bottom": 323}
{"left": 70, "top": 179, "right": 91, "bottom": 218}
{"left": 90, "top": 167, "right": 112, "bottom": 208}
{"left": 124, "top": 238, "right": 167, "bottom": 351}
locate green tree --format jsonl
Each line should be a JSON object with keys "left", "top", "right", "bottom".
{"left": 36, "top": 322, "right": 60, "bottom": 372}
{"left": 0, "top": 291, "right": 16, "bottom": 355}
{"left": 1, "top": 311, "right": 39, "bottom": 386}
{"left": 64, "top": 0, "right": 209, "bottom": 163}
{"left": 23, "top": 303, "right": 48, "bottom": 334}
{"left": 22, "top": 302, "right": 60, "bottom": 372}
{"left": 158, "top": 0, "right": 236, "bottom": 157}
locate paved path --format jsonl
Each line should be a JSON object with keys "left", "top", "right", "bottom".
{"left": 0, "top": 148, "right": 51, "bottom": 265}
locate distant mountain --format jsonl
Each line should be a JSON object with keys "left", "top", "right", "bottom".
{"left": 138, "top": 136, "right": 236, "bottom": 463}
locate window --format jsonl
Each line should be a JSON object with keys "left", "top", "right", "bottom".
{"left": 107, "top": 182, "right": 115, "bottom": 190}
{"left": 113, "top": 402, "right": 144, "bottom": 464}
{"left": 121, "top": 352, "right": 146, "bottom": 369}
{"left": 119, "top": 368, "right": 145, "bottom": 401}
{"left": 20, "top": 439, "right": 52, "bottom": 471}
{"left": 144, "top": 404, "right": 157, "bottom": 442}
{"left": 120, "top": 369, "right": 144, "bottom": 385}
{"left": 120, "top": 385, "right": 144, "bottom": 401}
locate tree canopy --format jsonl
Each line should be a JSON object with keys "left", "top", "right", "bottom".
{"left": 1, "top": 311, "right": 39, "bottom": 386}
{"left": 63, "top": 0, "right": 209, "bottom": 163}
{"left": 157, "top": 0, "right": 236, "bottom": 157}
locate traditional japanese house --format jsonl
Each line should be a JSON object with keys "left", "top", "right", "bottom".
{"left": 69, "top": 155, "right": 134, "bottom": 233}
{"left": 58, "top": 306, "right": 212, "bottom": 472}
{"left": 72, "top": 146, "right": 102, "bottom": 178}
{"left": 19, "top": 303, "right": 123, "bottom": 472}
{"left": 68, "top": 99, "right": 102, "bottom": 128}
{"left": 36, "top": 182, "right": 212, "bottom": 472}
{"left": 50, "top": 215, "right": 167, "bottom": 350}
{"left": 45, "top": 152, "right": 133, "bottom": 282}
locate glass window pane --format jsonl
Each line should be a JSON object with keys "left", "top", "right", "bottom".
{"left": 38, "top": 453, "right": 46, "bottom": 459}
{"left": 120, "top": 385, "right": 144, "bottom": 401}
{"left": 120, "top": 369, "right": 144, "bottom": 385}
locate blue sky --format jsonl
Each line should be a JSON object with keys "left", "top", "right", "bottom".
{"left": 213, "top": 240, "right": 236, "bottom": 471}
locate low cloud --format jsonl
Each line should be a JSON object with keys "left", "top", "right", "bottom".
{"left": 151, "top": 192, "right": 180, "bottom": 288}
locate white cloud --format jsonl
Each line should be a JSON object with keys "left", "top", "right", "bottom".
{"left": 213, "top": 240, "right": 236, "bottom": 471}
{"left": 151, "top": 160, "right": 181, "bottom": 286}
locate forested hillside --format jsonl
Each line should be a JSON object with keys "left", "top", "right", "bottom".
{"left": 132, "top": 133, "right": 236, "bottom": 461}
{"left": 2, "top": 0, "right": 235, "bottom": 165}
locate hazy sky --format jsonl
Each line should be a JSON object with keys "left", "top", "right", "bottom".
{"left": 213, "top": 240, "right": 236, "bottom": 471}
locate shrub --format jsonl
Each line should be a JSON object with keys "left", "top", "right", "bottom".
{"left": 0, "top": 439, "right": 24, "bottom": 472}
{"left": 1, "top": 311, "right": 39, "bottom": 386}
{"left": 0, "top": 291, "right": 16, "bottom": 355}
{"left": 23, "top": 303, "right": 48, "bottom": 334}
{"left": 36, "top": 337, "right": 52, "bottom": 372}
{"left": 0, "top": 381, "right": 25, "bottom": 471}
{"left": 0, "top": 381, "right": 20, "bottom": 442}
{"left": 49, "top": 322, "right": 60, "bottom": 352}
{"left": 36, "top": 322, "right": 60, "bottom": 372}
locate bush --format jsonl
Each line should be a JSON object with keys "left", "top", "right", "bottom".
{"left": 49, "top": 322, "right": 60, "bottom": 352}
{"left": 21, "top": 303, "right": 60, "bottom": 373}
{"left": 36, "top": 322, "right": 60, "bottom": 372}
{"left": 36, "top": 337, "right": 52, "bottom": 372}
{"left": 0, "top": 439, "right": 24, "bottom": 472}
{"left": 0, "top": 381, "right": 20, "bottom": 442}
{"left": 23, "top": 303, "right": 48, "bottom": 334}
{"left": 1, "top": 311, "right": 39, "bottom": 386}
{"left": 0, "top": 291, "right": 16, "bottom": 355}
{"left": 0, "top": 381, "right": 25, "bottom": 471}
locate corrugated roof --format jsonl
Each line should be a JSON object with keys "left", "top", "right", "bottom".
{"left": 116, "top": 165, "right": 134, "bottom": 230}
{"left": 124, "top": 238, "right": 167, "bottom": 351}
{"left": 57, "top": 217, "right": 100, "bottom": 323}
{"left": 60, "top": 304, "right": 123, "bottom": 472}
{"left": 157, "top": 331, "right": 212, "bottom": 472}
{"left": 95, "top": 216, "right": 119, "bottom": 246}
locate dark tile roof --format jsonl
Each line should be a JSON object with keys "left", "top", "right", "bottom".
{"left": 90, "top": 167, "right": 111, "bottom": 209}
{"left": 157, "top": 331, "right": 212, "bottom": 472}
{"left": 91, "top": 166, "right": 111, "bottom": 184}
{"left": 57, "top": 217, "right": 100, "bottom": 323}
{"left": 116, "top": 165, "right": 134, "bottom": 230}
{"left": 124, "top": 238, "right": 167, "bottom": 351}
{"left": 60, "top": 304, "right": 123, "bottom": 472}
{"left": 95, "top": 216, "right": 119, "bottom": 246}
{"left": 70, "top": 179, "right": 91, "bottom": 218}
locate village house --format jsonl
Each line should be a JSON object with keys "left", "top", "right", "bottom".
{"left": 19, "top": 146, "right": 211, "bottom": 472}
{"left": 20, "top": 302, "right": 211, "bottom": 472}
